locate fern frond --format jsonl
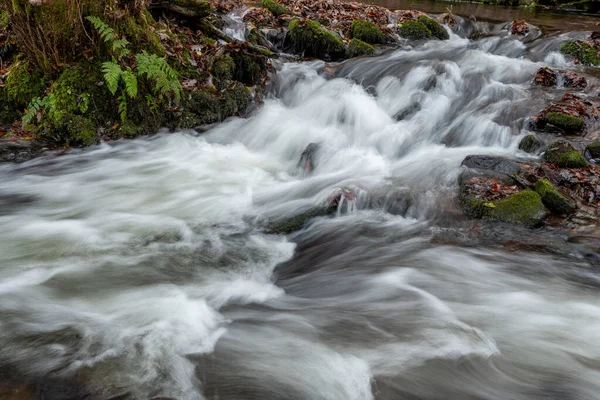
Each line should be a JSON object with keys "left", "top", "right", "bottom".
{"left": 22, "top": 96, "right": 45, "bottom": 127}
{"left": 121, "top": 69, "right": 138, "bottom": 98}
{"left": 117, "top": 93, "right": 128, "bottom": 123}
{"left": 112, "top": 39, "right": 131, "bottom": 57}
{"left": 101, "top": 61, "right": 124, "bottom": 95}
{"left": 135, "top": 51, "right": 181, "bottom": 102}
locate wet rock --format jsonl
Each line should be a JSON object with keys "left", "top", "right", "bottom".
{"left": 417, "top": 15, "right": 449, "bottom": 40}
{"left": 0, "top": 138, "right": 45, "bottom": 163}
{"left": 351, "top": 19, "right": 385, "bottom": 44}
{"left": 585, "top": 141, "right": 600, "bottom": 159}
{"left": 298, "top": 142, "right": 319, "bottom": 172}
{"left": 347, "top": 38, "right": 375, "bottom": 57}
{"left": 398, "top": 20, "right": 432, "bottom": 40}
{"left": 534, "top": 67, "right": 557, "bottom": 87}
{"left": 288, "top": 19, "right": 346, "bottom": 59}
{"left": 460, "top": 178, "right": 547, "bottom": 227}
{"left": 510, "top": 20, "right": 529, "bottom": 35}
{"left": 461, "top": 155, "right": 521, "bottom": 175}
{"left": 518, "top": 134, "right": 542, "bottom": 154}
{"left": 543, "top": 141, "right": 588, "bottom": 168}
{"left": 535, "top": 93, "right": 597, "bottom": 135}
{"left": 560, "top": 39, "right": 600, "bottom": 66}
{"left": 562, "top": 70, "right": 587, "bottom": 90}
{"left": 535, "top": 178, "right": 576, "bottom": 215}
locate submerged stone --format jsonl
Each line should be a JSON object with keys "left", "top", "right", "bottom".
{"left": 543, "top": 141, "right": 587, "bottom": 168}
{"left": 535, "top": 178, "right": 576, "bottom": 215}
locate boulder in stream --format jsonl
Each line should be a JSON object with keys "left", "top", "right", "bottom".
{"left": 535, "top": 178, "right": 576, "bottom": 215}
{"left": 518, "top": 135, "right": 542, "bottom": 154}
{"left": 543, "top": 141, "right": 588, "bottom": 168}
{"left": 535, "top": 93, "right": 597, "bottom": 135}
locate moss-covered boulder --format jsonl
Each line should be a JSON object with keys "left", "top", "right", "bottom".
{"left": 347, "top": 39, "right": 375, "bottom": 58}
{"left": 535, "top": 179, "right": 576, "bottom": 215}
{"left": 518, "top": 135, "right": 542, "bottom": 153}
{"left": 351, "top": 20, "right": 384, "bottom": 44}
{"left": 543, "top": 141, "right": 587, "bottom": 168}
{"left": 398, "top": 20, "right": 432, "bottom": 40}
{"left": 585, "top": 141, "right": 600, "bottom": 159}
{"left": 262, "top": 0, "right": 291, "bottom": 17}
{"left": 560, "top": 40, "right": 600, "bottom": 66}
{"left": 480, "top": 190, "right": 547, "bottom": 227}
{"left": 229, "top": 50, "right": 268, "bottom": 86}
{"left": 5, "top": 61, "right": 46, "bottom": 110}
{"left": 212, "top": 55, "right": 235, "bottom": 90}
{"left": 165, "top": 0, "right": 214, "bottom": 18}
{"left": 545, "top": 112, "right": 584, "bottom": 134}
{"left": 417, "top": 16, "right": 449, "bottom": 40}
{"left": 288, "top": 19, "right": 346, "bottom": 58}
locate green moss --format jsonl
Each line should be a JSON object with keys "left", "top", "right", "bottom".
{"left": 417, "top": 15, "right": 449, "bottom": 40}
{"left": 222, "top": 82, "right": 252, "bottom": 116}
{"left": 535, "top": 179, "right": 575, "bottom": 215}
{"left": 398, "top": 20, "right": 432, "bottom": 40}
{"left": 229, "top": 51, "right": 267, "bottom": 86}
{"left": 262, "top": 0, "right": 291, "bottom": 17}
{"left": 485, "top": 190, "right": 547, "bottom": 227}
{"left": 289, "top": 19, "right": 346, "bottom": 58}
{"left": 518, "top": 134, "right": 541, "bottom": 153}
{"left": 347, "top": 39, "right": 375, "bottom": 58}
{"left": 118, "top": 120, "right": 143, "bottom": 138}
{"left": 116, "top": 12, "right": 165, "bottom": 56}
{"left": 560, "top": 40, "right": 600, "bottom": 66}
{"left": 585, "top": 141, "right": 600, "bottom": 158}
{"left": 172, "top": 0, "right": 214, "bottom": 17}
{"left": 544, "top": 141, "right": 587, "bottom": 168}
{"left": 212, "top": 55, "right": 235, "bottom": 89}
{"left": 545, "top": 112, "right": 584, "bottom": 133}
{"left": 66, "top": 115, "right": 98, "bottom": 146}
{"left": 5, "top": 61, "right": 46, "bottom": 109}
{"left": 351, "top": 20, "right": 384, "bottom": 44}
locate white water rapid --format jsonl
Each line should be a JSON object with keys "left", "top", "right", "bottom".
{"left": 0, "top": 18, "right": 599, "bottom": 400}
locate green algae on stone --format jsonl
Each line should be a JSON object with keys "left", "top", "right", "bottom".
{"left": 585, "top": 141, "right": 600, "bottom": 158}
{"left": 347, "top": 39, "right": 375, "bottom": 58}
{"left": 417, "top": 16, "right": 449, "bottom": 40}
{"left": 5, "top": 61, "right": 46, "bottom": 109}
{"left": 518, "top": 134, "right": 542, "bottom": 153}
{"left": 289, "top": 19, "right": 346, "bottom": 58}
{"left": 545, "top": 112, "right": 584, "bottom": 134}
{"left": 535, "top": 178, "right": 575, "bottom": 215}
{"left": 560, "top": 40, "right": 600, "bottom": 66}
{"left": 262, "top": 0, "right": 291, "bottom": 17}
{"left": 351, "top": 20, "right": 384, "bottom": 44}
{"left": 484, "top": 190, "right": 547, "bottom": 227}
{"left": 544, "top": 141, "right": 587, "bottom": 168}
{"left": 398, "top": 20, "right": 432, "bottom": 40}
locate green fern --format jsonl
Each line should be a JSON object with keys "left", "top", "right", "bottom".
{"left": 101, "top": 60, "right": 124, "bottom": 95}
{"left": 121, "top": 69, "right": 138, "bottom": 98}
{"left": 135, "top": 51, "right": 181, "bottom": 102}
{"left": 117, "top": 93, "right": 128, "bottom": 123}
{"left": 22, "top": 96, "right": 45, "bottom": 126}
{"left": 87, "top": 16, "right": 130, "bottom": 58}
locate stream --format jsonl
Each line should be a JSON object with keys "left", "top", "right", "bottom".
{"left": 0, "top": 5, "right": 600, "bottom": 400}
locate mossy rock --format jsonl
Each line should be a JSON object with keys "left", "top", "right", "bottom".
{"left": 398, "top": 20, "right": 432, "bottom": 40}
{"left": 484, "top": 190, "right": 547, "bottom": 227}
{"left": 5, "top": 60, "right": 47, "bottom": 109}
{"left": 560, "top": 40, "right": 600, "bottom": 66}
{"left": 229, "top": 51, "right": 267, "bottom": 86}
{"left": 545, "top": 112, "right": 584, "bottom": 134}
{"left": 585, "top": 141, "right": 600, "bottom": 158}
{"left": 347, "top": 39, "right": 375, "bottom": 58}
{"left": 543, "top": 141, "right": 587, "bottom": 168}
{"left": 535, "top": 179, "right": 576, "bottom": 215}
{"left": 417, "top": 16, "right": 449, "bottom": 40}
{"left": 169, "top": 0, "right": 214, "bottom": 17}
{"left": 351, "top": 20, "right": 384, "bottom": 44}
{"left": 518, "top": 134, "right": 542, "bottom": 153}
{"left": 65, "top": 115, "right": 98, "bottom": 146}
{"left": 116, "top": 10, "right": 164, "bottom": 56}
{"left": 262, "top": 0, "right": 291, "bottom": 17}
{"left": 288, "top": 19, "right": 346, "bottom": 58}
{"left": 212, "top": 55, "right": 236, "bottom": 89}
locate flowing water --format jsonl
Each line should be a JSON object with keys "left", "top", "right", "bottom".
{"left": 1, "top": 11, "right": 600, "bottom": 400}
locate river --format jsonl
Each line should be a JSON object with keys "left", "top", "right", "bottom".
{"left": 0, "top": 5, "right": 599, "bottom": 400}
